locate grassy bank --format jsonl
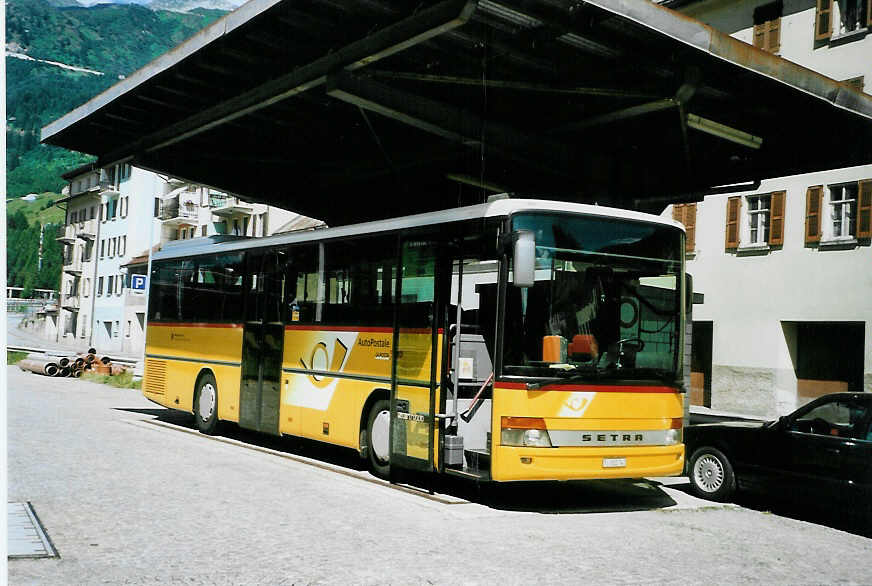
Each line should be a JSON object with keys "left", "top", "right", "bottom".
{"left": 7, "top": 351, "right": 28, "bottom": 365}
{"left": 82, "top": 371, "right": 142, "bottom": 390}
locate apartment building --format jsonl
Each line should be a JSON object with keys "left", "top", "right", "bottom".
{"left": 661, "top": 0, "right": 871, "bottom": 417}
{"left": 55, "top": 163, "right": 109, "bottom": 344}
{"left": 55, "top": 164, "right": 321, "bottom": 354}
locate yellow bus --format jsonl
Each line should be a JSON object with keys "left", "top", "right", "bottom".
{"left": 143, "top": 198, "right": 687, "bottom": 482}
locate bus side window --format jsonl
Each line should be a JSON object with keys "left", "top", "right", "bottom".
{"left": 322, "top": 236, "right": 396, "bottom": 327}
{"left": 285, "top": 244, "right": 320, "bottom": 324}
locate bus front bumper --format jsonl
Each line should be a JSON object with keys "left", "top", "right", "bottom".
{"left": 490, "top": 444, "right": 685, "bottom": 482}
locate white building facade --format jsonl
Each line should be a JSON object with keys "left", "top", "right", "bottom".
{"left": 662, "top": 0, "right": 872, "bottom": 417}
{"left": 55, "top": 164, "right": 319, "bottom": 355}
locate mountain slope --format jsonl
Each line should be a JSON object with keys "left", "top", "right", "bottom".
{"left": 5, "top": 0, "right": 226, "bottom": 198}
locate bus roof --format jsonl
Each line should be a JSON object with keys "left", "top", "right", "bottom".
{"left": 152, "top": 198, "right": 684, "bottom": 261}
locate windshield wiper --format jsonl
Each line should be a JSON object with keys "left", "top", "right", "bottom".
{"left": 526, "top": 369, "right": 601, "bottom": 390}
{"left": 525, "top": 367, "right": 676, "bottom": 390}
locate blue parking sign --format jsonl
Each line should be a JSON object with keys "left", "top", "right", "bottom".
{"left": 131, "top": 274, "right": 147, "bottom": 292}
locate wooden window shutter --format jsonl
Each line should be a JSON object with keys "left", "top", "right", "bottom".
{"left": 815, "top": 0, "right": 832, "bottom": 41}
{"left": 769, "top": 191, "right": 786, "bottom": 245}
{"left": 725, "top": 197, "right": 741, "bottom": 249}
{"left": 672, "top": 203, "right": 684, "bottom": 223}
{"left": 684, "top": 203, "right": 697, "bottom": 252}
{"left": 753, "top": 23, "right": 765, "bottom": 48}
{"left": 858, "top": 179, "right": 872, "bottom": 239}
{"left": 805, "top": 186, "right": 823, "bottom": 243}
{"left": 768, "top": 18, "right": 781, "bottom": 53}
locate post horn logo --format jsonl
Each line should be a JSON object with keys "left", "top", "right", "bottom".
{"left": 300, "top": 339, "right": 349, "bottom": 388}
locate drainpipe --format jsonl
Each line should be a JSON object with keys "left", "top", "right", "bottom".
{"left": 88, "top": 194, "right": 102, "bottom": 349}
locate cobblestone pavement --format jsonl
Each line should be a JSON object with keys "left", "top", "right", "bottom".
{"left": 7, "top": 367, "right": 872, "bottom": 585}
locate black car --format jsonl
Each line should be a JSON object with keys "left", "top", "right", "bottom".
{"left": 685, "top": 393, "right": 872, "bottom": 511}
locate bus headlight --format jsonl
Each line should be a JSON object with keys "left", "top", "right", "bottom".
{"left": 500, "top": 418, "right": 553, "bottom": 447}
{"left": 664, "top": 428, "right": 682, "bottom": 445}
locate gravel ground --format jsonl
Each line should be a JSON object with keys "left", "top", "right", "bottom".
{"left": 7, "top": 366, "right": 872, "bottom": 585}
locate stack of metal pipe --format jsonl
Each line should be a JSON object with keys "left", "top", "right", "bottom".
{"left": 17, "top": 351, "right": 122, "bottom": 378}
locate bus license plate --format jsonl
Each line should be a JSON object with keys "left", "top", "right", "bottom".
{"left": 602, "top": 457, "right": 626, "bottom": 468}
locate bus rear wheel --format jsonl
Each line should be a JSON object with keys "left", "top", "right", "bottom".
{"left": 194, "top": 373, "right": 219, "bottom": 435}
{"left": 366, "top": 399, "right": 391, "bottom": 480}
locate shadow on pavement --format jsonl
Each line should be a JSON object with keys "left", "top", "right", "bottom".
{"left": 463, "top": 478, "right": 678, "bottom": 513}
{"left": 650, "top": 475, "right": 872, "bottom": 539}
{"left": 733, "top": 494, "right": 872, "bottom": 539}
{"left": 118, "top": 406, "right": 681, "bottom": 514}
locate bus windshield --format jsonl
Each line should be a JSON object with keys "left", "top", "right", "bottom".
{"left": 503, "top": 213, "right": 684, "bottom": 383}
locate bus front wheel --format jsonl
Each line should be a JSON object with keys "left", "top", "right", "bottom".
{"left": 194, "top": 373, "right": 219, "bottom": 435}
{"left": 366, "top": 399, "right": 391, "bottom": 480}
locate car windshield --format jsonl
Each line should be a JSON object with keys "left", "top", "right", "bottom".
{"left": 503, "top": 213, "right": 684, "bottom": 383}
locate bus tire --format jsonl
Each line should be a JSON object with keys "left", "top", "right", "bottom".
{"left": 194, "top": 372, "right": 219, "bottom": 435}
{"left": 366, "top": 399, "right": 391, "bottom": 480}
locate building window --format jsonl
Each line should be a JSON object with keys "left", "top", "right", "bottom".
{"left": 108, "top": 276, "right": 114, "bottom": 294}
{"left": 83, "top": 279, "right": 90, "bottom": 297}
{"left": 125, "top": 320, "right": 132, "bottom": 338}
{"left": 829, "top": 183, "right": 857, "bottom": 238}
{"left": 120, "top": 236, "right": 126, "bottom": 256}
{"left": 98, "top": 276, "right": 104, "bottom": 295}
{"left": 71, "top": 210, "right": 78, "bottom": 223}
{"left": 747, "top": 194, "right": 770, "bottom": 244}
{"left": 202, "top": 225, "right": 207, "bottom": 237}
{"left": 727, "top": 191, "right": 785, "bottom": 250}
{"left": 119, "top": 163, "right": 131, "bottom": 182}
{"left": 753, "top": 2, "right": 781, "bottom": 53}
{"left": 113, "top": 321, "right": 120, "bottom": 338}
{"left": 816, "top": 0, "right": 870, "bottom": 41}
{"left": 807, "top": 180, "right": 872, "bottom": 243}
{"left": 189, "top": 227, "right": 195, "bottom": 239}
{"left": 100, "top": 239, "right": 106, "bottom": 258}
{"left": 117, "top": 275, "right": 123, "bottom": 295}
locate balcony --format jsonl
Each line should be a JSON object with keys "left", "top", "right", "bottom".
{"left": 61, "top": 296, "right": 80, "bottom": 310}
{"left": 55, "top": 224, "right": 77, "bottom": 243}
{"left": 159, "top": 200, "right": 199, "bottom": 226}
{"left": 125, "top": 292, "right": 147, "bottom": 307}
{"left": 63, "top": 261, "right": 83, "bottom": 276}
{"left": 210, "top": 195, "right": 253, "bottom": 217}
{"left": 76, "top": 218, "right": 97, "bottom": 240}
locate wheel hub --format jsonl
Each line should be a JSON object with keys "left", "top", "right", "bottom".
{"left": 370, "top": 409, "right": 390, "bottom": 464}
{"left": 198, "top": 383, "right": 216, "bottom": 421}
{"left": 694, "top": 455, "right": 724, "bottom": 493}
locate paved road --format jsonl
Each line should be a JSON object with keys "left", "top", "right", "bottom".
{"left": 7, "top": 366, "right": 872, "bottom": 585}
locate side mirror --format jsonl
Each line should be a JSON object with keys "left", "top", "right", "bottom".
{"left": 512, "top": 230, "right": 535, "bottom": 288}
{"left": 685, "top": 273, "right": 693, "bottom": 313}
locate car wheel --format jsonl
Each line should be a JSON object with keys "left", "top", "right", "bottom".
{"left": 365, "top": 399, "right": 391, "bottom": 480}
{"left": 689, "top": 447, "right": 735, "bottom": 502}
{"left": 194, "top": 373, "right": 219, "bottom": 435}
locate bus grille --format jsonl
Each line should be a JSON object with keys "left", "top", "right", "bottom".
{"left": 144, "top": 359, "right": 167, "bottom": 395}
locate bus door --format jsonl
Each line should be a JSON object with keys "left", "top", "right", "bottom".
{"left": 239, "top": 250, "right": 286, "bottom": 435}
{"left": 389, "top": 239, "right": 439, "bottom": 472}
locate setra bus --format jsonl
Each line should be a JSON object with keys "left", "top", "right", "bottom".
{"left": 143, "top": 197, "right": 687, "bottom": 482}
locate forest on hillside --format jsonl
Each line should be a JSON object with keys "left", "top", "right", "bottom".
{"left": 5, "top": 0, "right": 225, "bottom": 198}
{"left": 6, "top": 0, "right": 225, "bottom": 290}
{"left": 7, "top": 210, "right": 64, "bottom": 296}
